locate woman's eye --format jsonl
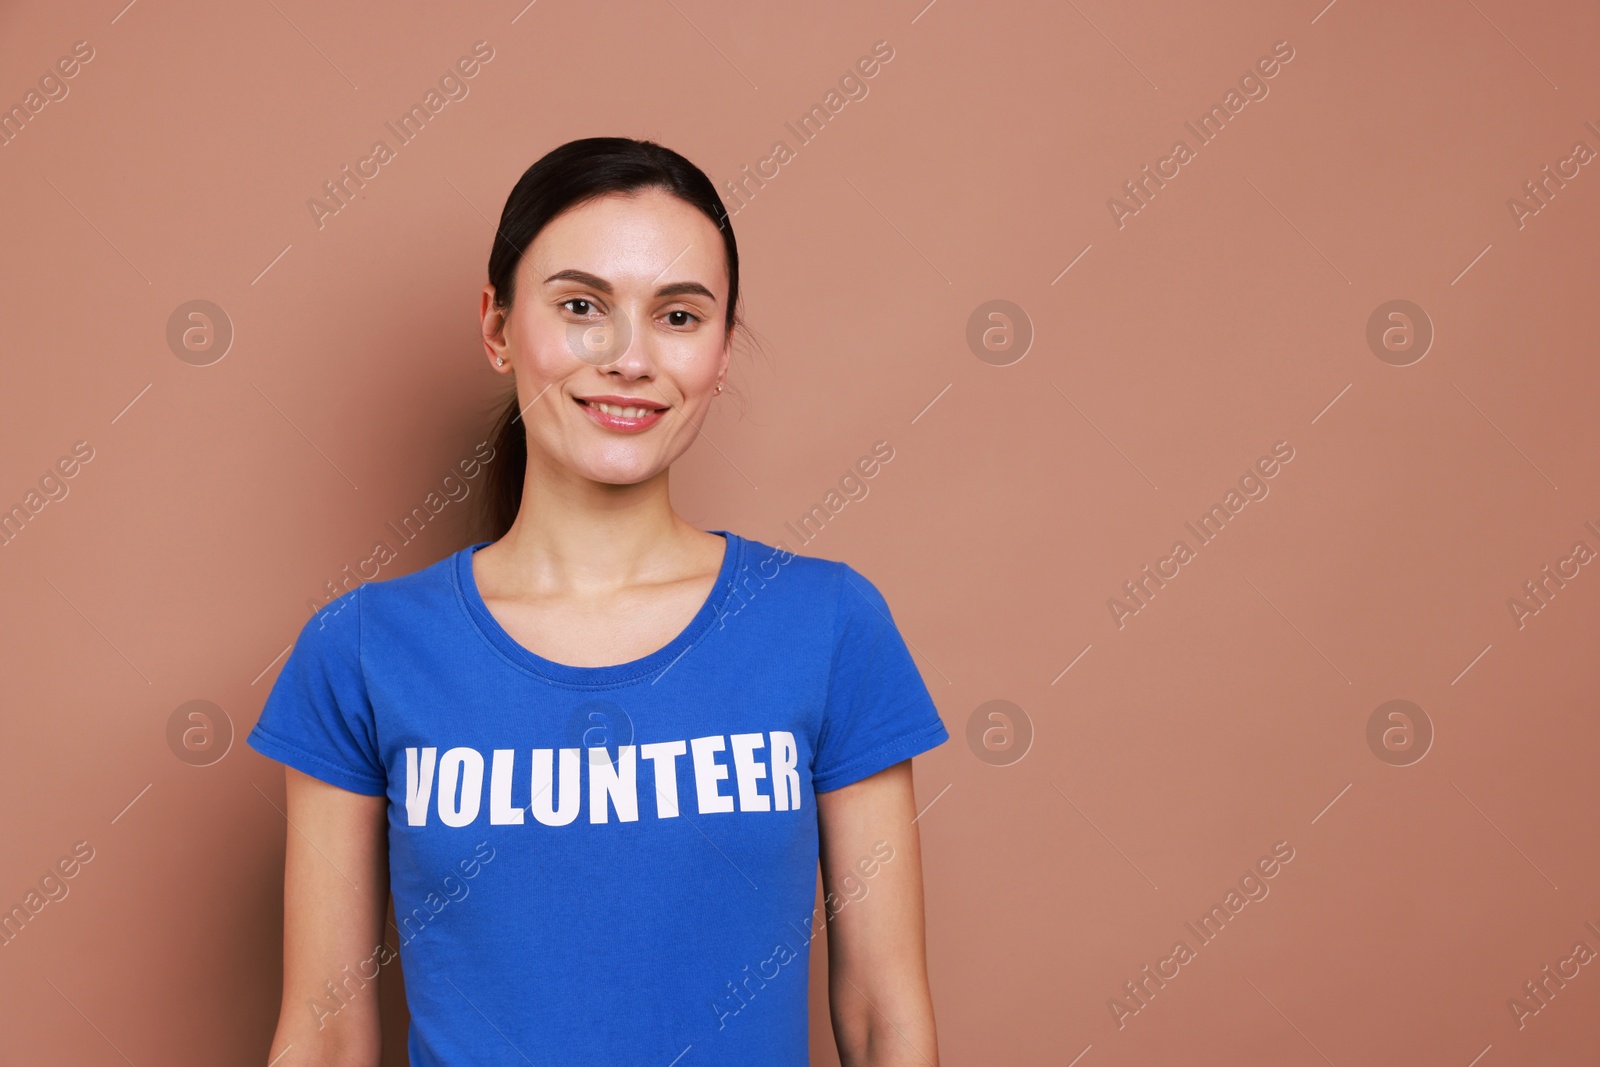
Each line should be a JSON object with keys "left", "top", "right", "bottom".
{"left": 665, "top": 310, "right": 698, "bottom": 327}
{"left": 562, "top": 298, "right": 598, "bottom": 316}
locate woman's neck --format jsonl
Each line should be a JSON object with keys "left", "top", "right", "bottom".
{"left": 486, "top": 458, "right": 710, "bottom": 597}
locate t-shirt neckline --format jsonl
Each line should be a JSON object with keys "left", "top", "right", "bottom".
{"left": 453, "top": 529, "right": 742, "bottom": 688}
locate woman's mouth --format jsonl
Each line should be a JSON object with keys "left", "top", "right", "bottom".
{"left": 574, "top": 395, "right": 669, "bottom": 433}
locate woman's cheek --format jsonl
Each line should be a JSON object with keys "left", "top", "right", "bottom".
{"left": 519, "top": 322, "right": 573, "bottom": 373}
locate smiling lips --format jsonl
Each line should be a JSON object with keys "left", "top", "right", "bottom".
{"left": 575, "top": 394, "right": 669, "bottom": 433}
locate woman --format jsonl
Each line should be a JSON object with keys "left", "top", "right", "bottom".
{"left": 249, "top": 137, "right": 949, "bottom": 1066}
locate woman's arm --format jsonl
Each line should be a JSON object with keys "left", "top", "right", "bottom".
{"left": 266, "top": 767, "right": 390, "bottom": 1067}
{"left": 816, "top": 759, "right": 941, "bottom": 1067}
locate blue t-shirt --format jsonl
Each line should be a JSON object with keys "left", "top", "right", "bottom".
{"left": 247, "top": 530, "right": 949, "bottom": 1066}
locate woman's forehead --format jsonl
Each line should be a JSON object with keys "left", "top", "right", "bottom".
{"left": 525, "top": 190, "right": 728, "bottom": 293}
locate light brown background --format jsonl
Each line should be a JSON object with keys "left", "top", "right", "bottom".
{"left": 2, "top": 0, "right": 1598, "bottom": 1064}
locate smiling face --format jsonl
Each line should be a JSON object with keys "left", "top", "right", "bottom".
{"left": 483, "top": 186, "right": 732, "bottom": 488}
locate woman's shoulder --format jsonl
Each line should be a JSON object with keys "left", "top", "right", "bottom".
{"left": 723, "top": 530, "right": 902, "bottom": 620}
{"left": 727, "top": 530, "right": 848, "bottom": 585}
{"left": 304, "top": 543, "right": 466, "bottom": 633}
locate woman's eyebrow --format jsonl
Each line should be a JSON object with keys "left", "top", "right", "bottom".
{"left": 543, "top": 268, "right": 716, "bottom": 302}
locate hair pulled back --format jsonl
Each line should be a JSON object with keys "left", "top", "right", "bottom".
{"left": 476, "top": 137, "right": 742, "bottom": 541}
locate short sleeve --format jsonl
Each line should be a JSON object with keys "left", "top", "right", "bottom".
{"left": 811, "top": 564, "right": 950, "bottom": 793}
{"left": 246, "top": 587, "right": 386, "bottom": 796}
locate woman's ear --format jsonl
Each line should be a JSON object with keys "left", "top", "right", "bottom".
{"left": 481, "top": 284, "right": 511, "bottom": 372}
{"left": 718, "top": 324, "right": 734, "bottom": 379}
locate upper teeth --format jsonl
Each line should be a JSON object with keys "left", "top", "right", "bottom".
{"left": 592, "top": 402, "right": 653, "bottom": 418}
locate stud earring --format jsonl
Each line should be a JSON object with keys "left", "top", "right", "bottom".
{"left": 496, "top": 357, "right": 506, "bottom": 366}
{"left": 714, "top": 380, "right": 723, "bottom": 395}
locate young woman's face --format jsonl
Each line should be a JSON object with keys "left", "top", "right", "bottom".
{"left": 485, "top": 187, "right": 732, "bottom": 488}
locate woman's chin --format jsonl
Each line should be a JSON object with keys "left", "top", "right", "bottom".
{"left": 576, "top": 455, "right": 664, "bottom": 489}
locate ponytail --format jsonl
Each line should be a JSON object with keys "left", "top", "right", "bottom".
{"left": 478, "top": 390, "right": 527, "bottom": 542}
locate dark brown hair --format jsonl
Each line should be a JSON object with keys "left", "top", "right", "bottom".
{"left": 476, "top": 137, "right": 745, "bottom": 542}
